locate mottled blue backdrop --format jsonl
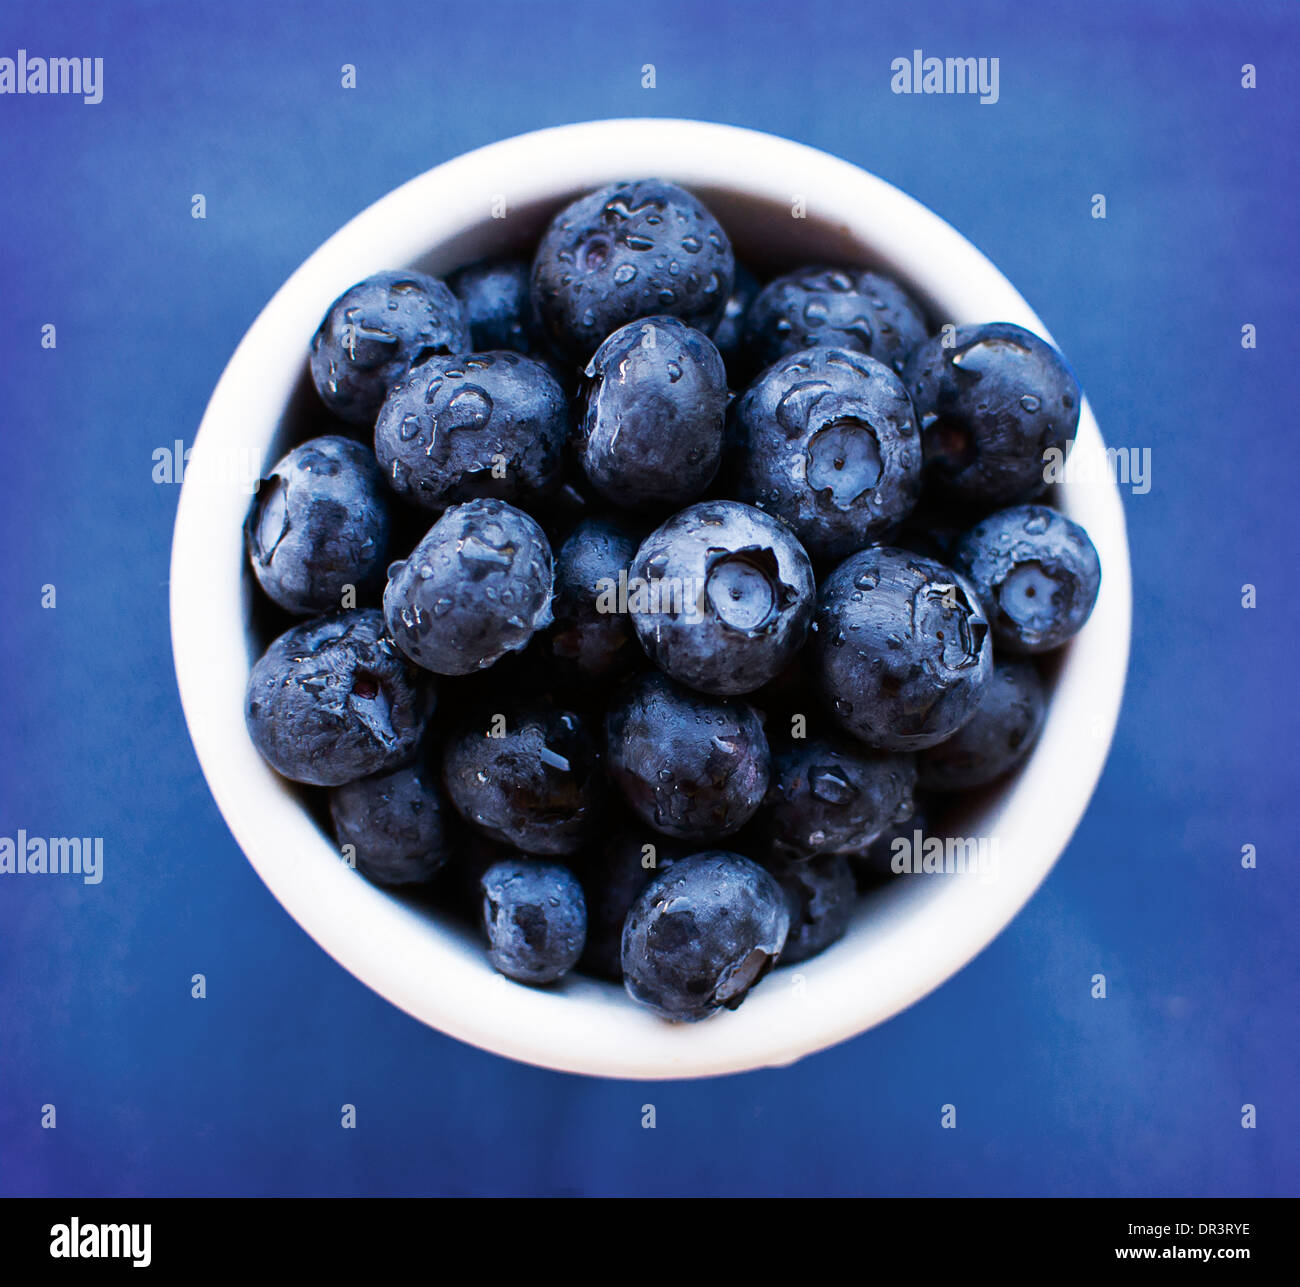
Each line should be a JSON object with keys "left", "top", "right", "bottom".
{"left": 1, "top": 0, "right": 1296, "bottom": 1197}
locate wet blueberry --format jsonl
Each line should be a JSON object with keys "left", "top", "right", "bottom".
{"left": 710, "top": 261, "right": 760, "bottom": 372}
{"left": 383, "top": 498, "right": 553, "bottom": 675}
{"left": 918, "top": 657, "right": 1047, "bottom": 790}
{"left": 951, "top": 503, "right": 1101, "bottom": 653}
{"left": 547, "top": 516, "right": 640, "bottom": 680}
{"left": 309, "top": 271, "right": 470, "bottom": 426}
{"left": 480, "top": 857, "right": 587, "bottom": 984}
{"left": 447, "top": 257, "right": 541, "bottom": 354}
{"left": 758, "top": 852, "right": 856, "bottom": 964}
{"left": 762, "top": 737, "right": 917, "bottom": 861}
{"left": 730, "top": 346, "right": 923, "bottom": 561}
{"left": 531, "top": 179, "right": 734, "bottom": 362}
{"left": 605, "top": 672, "right": 770, "bottom": 839}
{"left": 811, "top": 546, "right": 992, "bottom": 750}
{"left": 742, "top": 266, "right": 928, "bottom": 376}
{"left": 906, "top": 322, "right": 1080, "bottom": 508}
{"left": 245, "top": 435, "right": 391, "bottom": 615}
{"left": 329, "top": 762, "right": 451, "bottom": 886}
{"left": 442, "top": 700, "right": 600, "bottom": 855}
{"left": 627, "top": 500, "right": 815, "bottom": 695}
{"left": 374, "top": 351, "right": 567, "bottom": 512}
{"left": 245, "top": 609, "right": 435, "bottom": 786}
{"left": 621, "top": 850, "right": 789, "bottom": 1020}
{"left": 577, "top": 316, "right": 728, "bottom": 508}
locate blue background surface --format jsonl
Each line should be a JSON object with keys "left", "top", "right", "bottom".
{"left": 1, "top": 0, "right": 1297, "bottom": 1197}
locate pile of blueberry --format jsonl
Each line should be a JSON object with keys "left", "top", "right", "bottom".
{"left": 243, "top": 179, "right": 1101, "bottom": 1023}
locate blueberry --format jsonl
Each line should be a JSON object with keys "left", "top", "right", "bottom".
{"left": 447, "top": 258, "right": 541, "bottom": 354}
{"left": 759, "top": 852, "right": 855, "bottom": 965}
{"left": 621, "top": 851, "right": 789, "bottom": 1020}
{"left": 742, "top": 266, "right": 928, "bottom": 376}
{"left": 577, "top": 316, "right": 728, "bottom": 508}
{"left": 605, "top": 672, "right": 770, "bottom": 839}
{"left": 245, "top": 436, "right": 391, "bottom": 615}
{"left": 309, "top": 271, "right": 470, "bottom": 426}
{"left": 329, "top": 763, "right": 451, "bottom": 886}
{"left": 950, "top": 503, "right": 1101, "bottom": 654}
{"left": 384, "top": 498, "right": 553, "bottom": 675}
{"left": 442, "top": 701, "right": 600, "bottom": 855}
{"left": 245, "top": 609, "right": 435, "bottom": 786}
{"left": 906, "top": 322, "right": 1080, "bottom": 507}
{"left": 710, "top": 262, "right": 760, "bottom": 370}
{"left": 918, "top": 657, "right": 1047, "bottom": 791}
{"left": 811, "top": 547, "right": 992, "bottom": 750}
{"left": 374, "top": 351, "right": 567, "bottom": 512}
{"left": 730, "top": 347, "right": 923, "bottom": 562}
{"left": 547, "top": 516, "right": 640, "bottom": 679}
{"left": 763, "top": 737, "right": 916, "bottom": 860}
{"left": 576, "top": 826, "right": 686, "bottom": 980}
{"left": 627, "top": 500, "right": 815, "bottom": 695}
{"left": 531, "top": 179, "right": 734, "bottom": 362}
{"left": 480, "top": 857, "right": 587, "bottom": 984}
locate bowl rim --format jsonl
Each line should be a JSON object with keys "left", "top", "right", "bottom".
{"left": 170, "top": 117, "right": 1132, "bottom": 1080}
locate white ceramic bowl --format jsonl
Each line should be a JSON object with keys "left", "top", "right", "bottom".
{"left": 171, "top": 119, "right": 1131, "bottom": 1079}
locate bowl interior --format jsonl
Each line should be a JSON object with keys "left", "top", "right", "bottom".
{"left": 172, "top": 119, "right": 1130, "bottom": 1079}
